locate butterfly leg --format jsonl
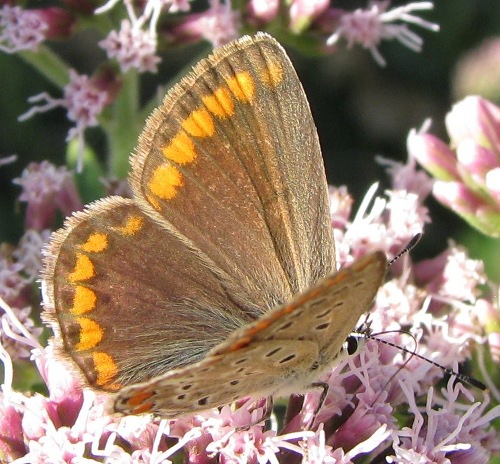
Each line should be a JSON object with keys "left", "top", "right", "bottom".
{"left": 310, "top": 381, "right": 329, "bottom": 421}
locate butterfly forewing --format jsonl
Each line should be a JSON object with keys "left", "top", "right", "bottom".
{"left": 131, "top": 33, "right": 334, "bottom": 309}
{"left": 211, "top": 251, "right": 387, "bottom": 360}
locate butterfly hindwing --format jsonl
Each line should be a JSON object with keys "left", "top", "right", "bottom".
{"left": 211, "top": 252, "right": 387, "bottom": 360}
{"left": 43, "top": 197, "right": 257, "bottom": 391}
{"left": 115, "top": 340, "right": 319, "bottom": 417}
{"left": 114, "top": 253, "right": 387, "bottom": 416}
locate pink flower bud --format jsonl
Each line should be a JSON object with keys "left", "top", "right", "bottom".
{"left": 446, "top": 96, "right": 500, "bottom": 155}
{"left": 0, "top": 402, "right": 24, "bottom": 460}
{"left": 288, "top": 0, "right": 329, "bottom": 34}
{"left": 408, "top": 130, "right": 460, "bottom": 180}
{"left": 247, "top": 0, "right": 279, "bottom": 24}
{"left": 433, "top": 181, "right": 481, "bottom": 215}
{"left": 476, "top": 299, "right": 500, "bottom": 362}
{"left": 34, "top": 7, "right": 75, "bottom": 39}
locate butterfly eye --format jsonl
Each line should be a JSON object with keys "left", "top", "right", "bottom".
{"left": 345, "top": 335, "right": 359, "bottom": 356}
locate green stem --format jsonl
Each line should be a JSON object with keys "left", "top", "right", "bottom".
{"left": 18, "top": 45, "right": 69, "bottom": 89}
{"left": 103, "top": 70, "right": 141, "bottom": 178}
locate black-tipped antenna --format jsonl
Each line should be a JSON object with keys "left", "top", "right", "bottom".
{"left": 366, "top": 331, "right": 487, "bottom": 391}
{"left": 388, "top": 233, "right": 422, "bottom": 266}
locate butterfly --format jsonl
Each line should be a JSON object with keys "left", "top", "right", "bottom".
{"left": 42, "top": 32, "right": 387, "bottom": 418}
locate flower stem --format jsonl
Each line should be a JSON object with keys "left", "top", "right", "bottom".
{"left": 18, "top": 45, "right": 69, "bottom": 89}
{"left": 104, "top": 70, "right": 141, "bottom": 178}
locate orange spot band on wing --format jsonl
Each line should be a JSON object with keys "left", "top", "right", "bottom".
{"left": 75, "top": 317, "right": 104, "bottom": 351}
{"left": 203, "top": 87, "right": 234, "bottom": 118}
{"left": 80, "top": 233, "right": 108, "bottom": 253}
{"left": 226, "top": 72, "right": 254, "bottom": 102}
{"left": 260, "top": 61, "right": 284, "bottom": 88}
{"left": 131, "top": 402, "right": 155, "bottom": 414}
{"left": 163, "top": 131, "right": 196, "bottom": 164}
{"left": 116, "top": 215, "right": 144, "bottom": 235}
{"left": 71, "top": 286, "right": 96, "bottom": 315}
{"left": 222, "top": 304, "right": 299, "bottom": 353}
{"left": 149, "top": 164, "right": 183, "bottom": 200}
{"left": 68, "top": 253, "right": 95, "bottom": 282}
{"left": 127, "top": 389, "right": 154, "bottom": 407}
{"left": 182, "top": 108, "right": 215, "bottom": 137}
{"left": 125, "top": 390, "right": 155, "bottom": 414}
{"left": 146, "top": 193, "right": 161, "bottom": 211}
{"left": 93, "top": 351, "right": 118, "bottom": 387}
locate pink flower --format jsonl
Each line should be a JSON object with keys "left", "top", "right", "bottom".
{"left": 97, "top": 0, "right": 192, "bottom": 59}
{"left": 377, "top": 153, "right": 434, "bottom": 199}
{"left": 476, "top": 299, "right": 500, "bottom": 363}
{"left": 247, "top": 0, "right": 279, "bottom": 25}
{"left": 13, "top": 229, "right": 52, "bottom": 281}
{"left": 0, "top": 254, "right": 29, "bottom": 307}
{"left": 0, "top": 241, "right": 43, "bottom": 360}
{"left": 329, "top": 186, "right": 354, "bottom": 231}
{"left": 13, "top": 161, "right": 82, "bottom": 230}
{"left": 99, "top": 19, "right": 161, "bottom": 73}
{"left": 173, "top": 0, "right": 240, "bottom": 48}
{"left": 332, "top": 184, "right": 428, "bottom": 263}
{"left": 407, "top": 128, "right": 461, "bottom": 180}
{"left": 388, "top": 379, "right": 500, "bottom": 463}
{"left": 326, "top": 1, "right": 439, "bottom": 66}
{"left": 288, "top": 0, "right": 329, "bottom": 34}
{"left": 2, "top": 171, "right": 497, "bottom": 461}
{"left": 0, "top": 399, "right": 24, "bottom": 461}
{"left": 410, "top": 96, "right": 500, "bottom": 237}
{"left": 0, "top": 5, "right": 48, "bottom": 53}
{"left": 415, "top": 244, "right": 486, "bottom": 303}
{"left": 18, "top": 72, "right": 112, "bottom": 172}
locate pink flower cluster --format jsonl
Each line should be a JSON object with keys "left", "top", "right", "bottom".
{"left": 1, "top": 1, "right": 439, "bottom": 173}
{"left": 1, "top": 156, "right": 498, "bottom": 461}
{"left": 409, "top": 96, "right": 500, "bottom": 237}
{"left": 0, "top": 5, "right": 48, "bottom": 53}
{"left": 0, "top": 1, "right": 498, "bottom": 462}
{"left": 0, "top": 162, "right": 82, "bottom": 365}
{"left": 18, "top": 71, "right": 113, "bottom": 172}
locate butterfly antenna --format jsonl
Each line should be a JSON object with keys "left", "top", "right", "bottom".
{"left": 365, "top": 330, "right": 486, "bottom": 391}
{"left": 382, "top": 234, "right": 485, "bottom": 389}
{"left": 388, "top": 233, "right": 422, "bottom": 266}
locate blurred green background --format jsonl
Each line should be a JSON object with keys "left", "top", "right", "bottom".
{"left": 0, "top": 0, "right": 499, "bottom": 279}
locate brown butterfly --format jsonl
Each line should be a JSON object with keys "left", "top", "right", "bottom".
{"left": 42, "top": 33, "right": 386, "bottom": 418}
